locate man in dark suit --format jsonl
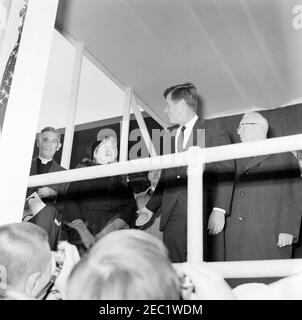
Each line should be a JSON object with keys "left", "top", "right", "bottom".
{"left": 226, "top": 112, "right": 302, "bottom": 262}
{"left": 136, "top": 83, "right": 234, "bottom": 262}
{"left": 23, "top": 127, "right": 66, "bottom": 250}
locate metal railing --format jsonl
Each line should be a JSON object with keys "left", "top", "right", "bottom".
{"left": 28, "top": 133, "right": 302, "bottom": 277}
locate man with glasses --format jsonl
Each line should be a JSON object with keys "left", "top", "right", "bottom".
{"left": 225, "top": 111, "right": 302, "bottom": 265}
{"left": 136, "top": 83, "right": 234, "bottom": 262}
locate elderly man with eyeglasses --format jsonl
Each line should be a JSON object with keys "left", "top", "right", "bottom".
{"left": 225, "top": 112, "right": 302, "bottom": 268}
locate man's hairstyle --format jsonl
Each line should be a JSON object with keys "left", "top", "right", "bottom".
{"left": 40, "top": 127, "right": 61, "bottom": 142}
{"left": 0, "top": 223, "right": 51, "bottom": 287}
{"left": 67, "top": 230, "right": 180, "bottom": 300}
{"left": 163, "top": 82, "right": 198, "bottom": 112}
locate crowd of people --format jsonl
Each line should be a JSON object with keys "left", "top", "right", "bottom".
{"left": 1, "top": 82, "right": 302, "bottom": 299}
{"left": 0, "top": 223, "right": 234, "bottom": 300}
{"left": 1, "top": 223, "right": 302, "bottom": 300}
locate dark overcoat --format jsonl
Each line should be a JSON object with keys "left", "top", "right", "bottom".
{"left": 24, "top": 157, "right": 66, "bottom": 250}
{"left": 225, "top": 152, "right": 302, "bottom": 261}
{"left": 146, "top": 117, "right": 234, "bottom": 262}
{"left": 63, "top": 168, "right": 137, "bottom": 240}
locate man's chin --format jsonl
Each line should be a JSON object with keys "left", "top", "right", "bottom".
{"left": 40, "top": 153, "right": 53, "bottom": 160}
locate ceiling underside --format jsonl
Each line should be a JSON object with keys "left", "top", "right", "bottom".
{"left": 56, "top": 0, "right": 302, "bottom": 126}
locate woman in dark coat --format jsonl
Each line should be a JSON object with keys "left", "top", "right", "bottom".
{"left": 63, "top": 134, "right": 137, "bottom": 250}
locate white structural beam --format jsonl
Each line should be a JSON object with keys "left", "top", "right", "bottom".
{"left": 119, "top": 87, "right": 132, "bottom": 162}
{"left": 28, "top": 133, "right": 302, "bottom": 188}
{"left": 204, "top": 133, "right": 302, "bottom": 163}
{"left": 207, "top": 259, "right": 302, "bottom": 278}
{"left": 26, "top": 132, "right": 302, "bottom": 271}
{"left": 0, "top": 0, "right": 58, "bottom": 225}
{"left": 60, "top": 41, "right": 84, "bottom": 169}
{"left": 187, "top": 147, "right": 204, "bottom": 263}
{"left": 28, "top": 148, "right": 190, "bottom": 188}
{"left": 173, "top": 259, "right": 302, "bottom": 279}
{"left": 131, "top": 92, "right": 158, "bottom": 157}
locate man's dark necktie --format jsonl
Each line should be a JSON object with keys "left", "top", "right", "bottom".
{"left": 177, "top": 126, "right": 186, "bottom": 153}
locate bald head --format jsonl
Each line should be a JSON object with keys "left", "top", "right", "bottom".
{"left": 237, "top": 112, "right": 269, "bottom": 142}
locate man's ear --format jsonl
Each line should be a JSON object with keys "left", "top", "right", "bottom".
{"left": 24, "top": 272, "right": 41, "bottom": 298}
{"left": 56, "top": 142, "right": 62, "bottom": 152}
{"left": 179, "top": 99, "right": 188, "bottom": 110}
{"left": 36, "top": 136, "right": 41, "bottom": 149}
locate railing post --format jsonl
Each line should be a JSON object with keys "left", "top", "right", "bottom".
{"left": 119, "top": 87, "right": 131, "bottom": 162}
{"left": 60, "top": 41, "right": 84, "bottom": 169}
{"left": 131, "top": 92, "right": 158, "bottom": 157}
{"left": 187, "top": 146, "right": 204, "bottom": 263}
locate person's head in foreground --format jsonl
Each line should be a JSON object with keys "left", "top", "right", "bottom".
{"left": 66, "top": 229, "right": 180, "bottom": 300}
{"left": 0, "top": 223, "right": 52, "bottom": 299}
{"left": 237, "top": 111, "right": 269, "bottom": 143}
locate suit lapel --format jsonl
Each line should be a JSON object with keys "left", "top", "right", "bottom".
{"left": 49, "top": 159, "right": 57, "bottom": 173}
{"left": 165, "top": 125, "right": 178, "bottom": 154}
{"left": 171, "top": 134, "right": 176, "bottom": 154}
{"left": 244, "top": 155, "right": 271, "bottom": 172}
{"left": 184, "top": 117, "right": 205, "bottom": 151}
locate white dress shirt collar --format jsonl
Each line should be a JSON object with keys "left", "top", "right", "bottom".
{"left": 175, "top": 114, "right": 199, "bottom": 150}
{"left": 38, "top": 156, "right": 53, "bottom": 164}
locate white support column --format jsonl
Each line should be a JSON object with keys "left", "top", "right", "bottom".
{"left": 206, "top": 259, "right": 302, "bottom": 279}
{"left": 0, "top": 0, "right": 58, "bottom": 225}
{"left": 131, "top": 93, "right": 158, "bottom": 157}
{"left": 187, "top": 147, "right": 204, "bottom": 263}
{"left": 119, "top": 87, "right": 132, "bottom": 162}
{"left": 60, "top": 41, "right": 84, "bottom": 169}
{"left": 173, "top": 259, "right": 302, "bottom": 279}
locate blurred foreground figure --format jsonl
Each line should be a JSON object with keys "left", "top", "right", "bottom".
{"left": 66, "top": 229, "right": 180, "bottom": 300}
{"left": 0, "top": 223, "right": 52, "bottom": 299}
{"left": 0, "top": 223, "right": 79, "bottom": 300}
